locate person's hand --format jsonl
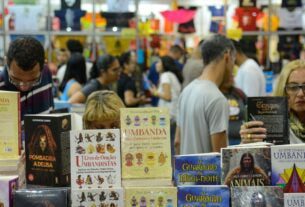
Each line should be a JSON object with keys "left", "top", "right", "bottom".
{"left": 138, "top": 93, "right": 151, "bottom": 104}
{"left": 149, "top": 84, "right": 158, "bottom": 97}
{"left": 239, "top": 121, "right": 267, "bottom": 144}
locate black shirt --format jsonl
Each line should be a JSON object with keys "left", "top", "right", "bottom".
{"left": 117, "top": 72, "right": 138, "bottom": 107}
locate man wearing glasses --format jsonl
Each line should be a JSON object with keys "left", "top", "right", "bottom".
{"left": 0, "top": 36, "right": 54, "bottom": 120}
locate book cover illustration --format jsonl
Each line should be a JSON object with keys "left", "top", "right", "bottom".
{"left": 125, "top": 186, "right": 177, "bottom": 207}
{"left": 71, "top": 188, "right": 123, "bottom": 207}
{"left": 14, "top": 188, "right": 68, "bottom": 207}
{"left": 284, "top": 193, "right": 305, "bottom": 207}
{"left": 0, "top": 91, "right": 20, "bottom": 159}
{"left": 120, "top": 107, "right": 172, "bottom": 180}
{"left": 271, "top": 144, "right": 305, "bottom": 193}
{"left": 24, "top": 114, "right": 71, "bottom": 187}
{"left": 221, "top": 146, "right": 271, "bottom": 187}
{"left": 174, "top": 153, "right": 221, "bottom": 186}
{"left": 70, "top": 129, "right": 121, "bottom": 189}
{"left": 0, "top": 175, "right": 18, "bottom": 207}
{"left": 247, "top": 96, "right": 289, "bottom": 144}
{"left": 178, "top": 185, "right": 230, "bottom": 207}
{"left": 231, "top": 186, "right": 284, "bottom": 207}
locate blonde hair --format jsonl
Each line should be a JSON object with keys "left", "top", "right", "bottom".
{"left": 83, "top": 90, "right": 125, "bottom": 129}
{"left": 273, "top": 59, "right": 305, "bottom": 96}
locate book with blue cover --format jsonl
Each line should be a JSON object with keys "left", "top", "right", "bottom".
{"left": 174, "top": 152, "right": 221, "bottom": 186}
{"left": 178, "top": 185, "right": 230, "bottom": 207}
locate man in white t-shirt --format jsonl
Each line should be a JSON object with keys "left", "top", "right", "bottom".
{"left": 233, "top": 40, "right": 266, "bottom": 97}
{"left": 175, "top": 34, "right": 235, "bottom": 154}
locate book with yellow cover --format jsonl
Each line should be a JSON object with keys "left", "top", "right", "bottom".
{"left": 125, "top": 186, "right": 177, "bottom": 207}
{"left": 120, "top": 107, "right": 172, "bottom": 182}
{"left": 0, "top": 91, "right": 20, "bottom": 160}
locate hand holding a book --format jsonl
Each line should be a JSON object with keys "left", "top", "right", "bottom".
{"left": 239, "top": 121, "right": 267, "bottom": 143}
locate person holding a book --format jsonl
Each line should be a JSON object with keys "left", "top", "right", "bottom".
{"left": 240, "top": 59, "right": 305, "bottom": 144}
{"left": 83, "top": 90, "right": 125, "bottom": 129}
{"left": 0, "top": 36, "right": 54, "bottom": 119}
{"left": 69, "top": 54, "right": 121, "bottom": 103}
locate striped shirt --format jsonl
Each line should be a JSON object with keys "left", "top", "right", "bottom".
{"left": 0, "top": 66, "right": 54, "bottom": 120}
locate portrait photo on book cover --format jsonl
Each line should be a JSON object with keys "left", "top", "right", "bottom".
{"left": 28, "top": 125, "right": 57, "bottom": 156}
{"left": 222, "top": 148, "right": 271, "bottom": 187}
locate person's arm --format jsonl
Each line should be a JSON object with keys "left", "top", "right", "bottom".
{"left": 174, "top": 126, "right": 181, "bottom": 155}
{"left": 211, "top": 131, "right": 227, "bottom": 152}
{"left": 239, "top": 121, "right": 267, "bottom": 143}
{"left": 150, "top": 83, "right": 171, "bottom": 101}
{"left": 124, "top": 90, "right": 140, "bottom": 106}
{"left": 69, "top": 91, "right": 86, "bottom": 104}
{"left": 68, "top": 82, "right": 82, "bottom": 99}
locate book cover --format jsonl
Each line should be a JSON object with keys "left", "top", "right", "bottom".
{"left": 178, "top": 185, "right": 230, "bottom": 207}
{"left": 120, "top": 107, "right": 172, "bottom": 181}
{"left": 24, "top": 114, "right": 72, "bottom": 187}
{"left": 221, "top": 146, "right": 271, "bottom": 187}
{"left": 71, "top": 188, "right": 123, "bottom": 207}
{"left": 0, "top": 175, "right": 18, "bottom": 207}
{"left": 70, "top": 129, "right": 121, "bottom": 189}
{"left": 271, "top": 144, "right": 305, "bottom": 193}
{"left": 284, "top": 193, "right": 305, "bottom": 207}
{"left": 174, "top": 153, "right": 221, "bottom": 186}
{"left": 247, "top": 96, "right": 289, "bottom": 144}
{"left": 231, "top": 186, "right": 284, "bottom": 207}
{"left": 0, "top": 91, "right": 20, "bottom": 160}
{"left": 14, "top": 188, "right": 68, "bottom": 207}
{"left": 125, "top": 186, "right": 177, "bottom": 207}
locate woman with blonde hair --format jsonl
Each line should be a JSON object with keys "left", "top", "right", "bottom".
{"left": 83, "top": 90, "right": 125, "bottom": 129}
{"left": 240, "top": 59, "right": 305, "bottom": 143}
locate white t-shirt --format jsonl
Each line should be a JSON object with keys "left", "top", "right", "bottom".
{"left": 57, "top": 61, "right": 92, "bottom": 85}
{"left": 177, "top": 79, "right": 229, "bottom": 154}
{"left": 9, "top": 5, "right": 43, "bottom": 31}
{"left": 157, "top": 71, "right": 181, "bottom": 120}
{"left": 278, "top": 8, "right": 303, "bottom": 29}
{"left": 235, "top": 59, "right": 266, "bottom": 97}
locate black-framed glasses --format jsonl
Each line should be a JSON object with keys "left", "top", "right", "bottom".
{"left": 285, "top": 83, "right": 305, "bottom": 95}
{"left": 6, "top": 65, "right": 42, "bottom": 88}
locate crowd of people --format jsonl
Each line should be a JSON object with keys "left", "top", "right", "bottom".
{"left": 0, "top": 35, "right": 305, "bottom": 157}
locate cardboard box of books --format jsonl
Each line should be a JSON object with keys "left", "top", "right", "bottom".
{"left": 0, "top": 175, "right": 18, "bottom": 207}
{"left": 231, "top": 186, "right": 284, "bottom": 207}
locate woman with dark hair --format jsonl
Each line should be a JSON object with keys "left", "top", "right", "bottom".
{"left": 59, "top": 53, "right": 87, "bottom": 101}
{"left": 69, "top": 54, "right": 121, "bottom": 103}
{"left": 117, "top": 51, "right": 149, "bottom": 107}
{"left": 150, "top": 55, "right": 183, "bottom": 156}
